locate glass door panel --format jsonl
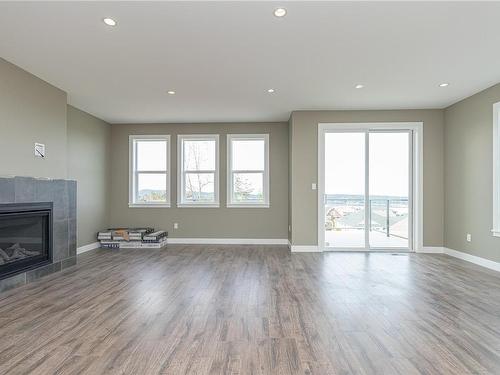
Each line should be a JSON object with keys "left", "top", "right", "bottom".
{"left": 368, "top": 132, "right": 411, "bottom": 249}
{"left": 324, "top": 132, "right": 365, "bottom": 248}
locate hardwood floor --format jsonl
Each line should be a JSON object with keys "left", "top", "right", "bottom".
{"left": 0, "top": 246, "right": 499, "bottom": 374}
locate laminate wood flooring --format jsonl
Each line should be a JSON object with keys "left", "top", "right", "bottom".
{"left": 0, "top": 245, "right": 499, "bottom": 374}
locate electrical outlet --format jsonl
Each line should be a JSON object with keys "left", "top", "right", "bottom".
{"left": 288, "top": 225, "right": 291, "bottom": 232}
{"left": 174, "top": 223, "right": 179, "bottom": 229}
{"left": 466, "top": 233, "right": 472, "bottom": 242}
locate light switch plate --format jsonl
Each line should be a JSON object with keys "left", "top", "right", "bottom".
{"left": 466, "top": 233, "right": 472, "bottom": 242}
{"left": 311, "top": 183, "right": 317, "bottom": 190}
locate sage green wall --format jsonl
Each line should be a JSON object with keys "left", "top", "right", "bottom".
{"left": 0, "top": 57, "right": 67, "bottom": 178}
{"left": 67, "top": 105, "right": 111, "bottom": 247}
{"left": 109, "top": 122, "right": 288, "bottom": 239}
{"left": 289, "top": 110, "right": 445, "bottom": 247}
{"left": 444, "top": 83, "right": 500, "bottom": 263}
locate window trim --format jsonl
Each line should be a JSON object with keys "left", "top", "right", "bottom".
{"left": 128, "top": 135, "right": 171, "bottom": 208}
{"left": 493, "top": 102, "right": 500, "bottom": 237}
{"left": 177, "top": 134, "right": 220, "bottom": 208}
{"left": 227, "top": 134, "right": 270, "bottom": 208}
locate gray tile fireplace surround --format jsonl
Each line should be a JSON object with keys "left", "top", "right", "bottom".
{"left": 0, "top": 176, "right": 77, "bottom": 293}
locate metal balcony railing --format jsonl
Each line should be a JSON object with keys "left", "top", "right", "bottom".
{"left": 325, "top": 197, "right": 409, "bottom": 240}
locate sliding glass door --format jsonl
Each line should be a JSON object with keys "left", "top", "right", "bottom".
{"left": 321, "top": 128, "right": 412, "bottom": 251}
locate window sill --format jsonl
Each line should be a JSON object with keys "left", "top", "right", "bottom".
{"left": 128, "top": 203, "right": 171, "bottom": 208}
{"left": 227, "top": 203, "right": 270, "bottom": 208}
{"left": 492, "top": 229, "right": 500, "bottom": 237}
{"left": 177, "top": 203, "right": 220, "bottom": 208}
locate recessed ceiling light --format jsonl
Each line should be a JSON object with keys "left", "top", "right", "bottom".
{"left": 167, "top": 90, "right": 176, "bottom": 95}
{"left": 355, "top": 84, "right": 364, "bottom": 89}
{"left": 267, "top": 88, "right": 275, "bottom": 93}
{"left": 103, "top": 18, "right": 117, "bottom": 26}
{"left": 439, "top": 83, "right": 449, "bottom": 87}
{"left": 274, "top": 8, "right": 287, "bottom": 17}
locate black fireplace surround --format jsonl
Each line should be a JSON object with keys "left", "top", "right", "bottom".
{"left": 0, "top": 202, "right": 53, "bottom": 279}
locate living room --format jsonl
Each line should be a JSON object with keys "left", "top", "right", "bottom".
{"left": 0, "top": 1, "right": 499, "bottom": 374}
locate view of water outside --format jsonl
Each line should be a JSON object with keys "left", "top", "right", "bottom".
{"left": 325, "top": 132, "right": 410, "bottom": 248}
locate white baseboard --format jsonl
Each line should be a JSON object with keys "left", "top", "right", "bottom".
{"left": 77, "top": 241, "right": 100, "bottom": 254}
{"left": 290, "top": 245, "right": 320, "bottom": 252}
{"left": 167, "top": 238, "right": 289, "bottom": 245}
{"left": 444, "top": 247, "right": 500, "bottom": 272}
{"left": 418, "top": 246, "right": 445, "bottom": 253}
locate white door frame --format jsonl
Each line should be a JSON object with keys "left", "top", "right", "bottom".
{"left": 318, "top": 122, "right": 423, "bottom": 252}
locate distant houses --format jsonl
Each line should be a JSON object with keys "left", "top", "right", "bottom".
{"left": 325, "top": 195, "right": 409, "bottom": 239}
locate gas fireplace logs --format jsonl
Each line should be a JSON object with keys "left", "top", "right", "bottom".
{"left": 0, "top": 243, "right": 41, "bottom": 264}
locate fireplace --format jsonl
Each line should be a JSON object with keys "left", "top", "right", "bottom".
{"left": 0, "top": 202, "right": 52, "bottom": 280}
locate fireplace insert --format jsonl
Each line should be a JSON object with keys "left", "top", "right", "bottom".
{"left": 0, "top": 202, "right": 53, "bottom": 279}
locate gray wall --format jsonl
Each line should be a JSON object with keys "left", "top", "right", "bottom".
{"left": 0, "top": 57, "right": 112, "bottom": 248}
{"left": 67, "top": 105, "right": 111, "bottom": 247}
{"left": 289, "top": 110, "right": 445, "bottom": 247}
{"left": 109, "top": 122, "right": 289, "bottom": 239}
{"left": 444, "top": 83, "right": 500, "bottom": 262}
{"left": 0, "top": 57, "right": 67, "bottom": 179}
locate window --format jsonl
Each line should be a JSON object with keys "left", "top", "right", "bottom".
{"left": 227, "top": 134, "right": 269, "bottom": 207}
{"left": 129, "top": 135, "right": 170, "bottom": 207}
{"left": 178, "top": 135, "right": 219, "bottom": 207}
{"left": 493, "top": 102, "right": 500, "bottom": 237}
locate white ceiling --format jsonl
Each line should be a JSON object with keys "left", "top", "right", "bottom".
{"left": 1, "top": 1, "right": 500, "bottom": 123}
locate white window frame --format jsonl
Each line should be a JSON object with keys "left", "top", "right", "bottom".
{"left": 177, "top": 134, "right": 220, "bottom": 208}
{"left": 129, "top": 135, "right": 171, "bottom": 208}
{"left": 227, "top": 134, "right": 270, "bottom": 208}
{"left": 493, "top": 102, "right": 500, "bottom": 237}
